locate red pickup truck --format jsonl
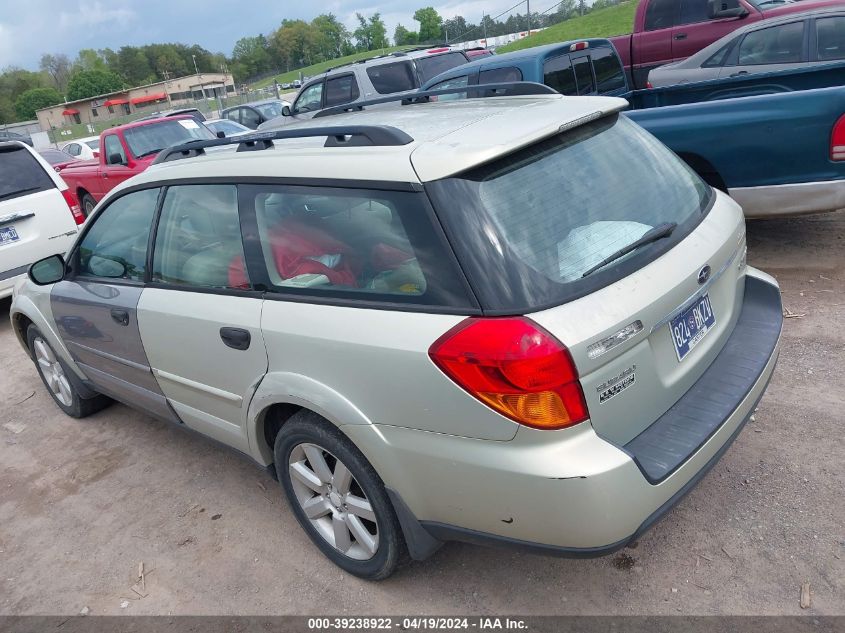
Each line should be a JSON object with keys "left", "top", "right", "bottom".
{"left": 60, "top": 115, "right": 216, "bottom": 216}
{"left": 611, "top": 0, "right": 845, "bottom": 88}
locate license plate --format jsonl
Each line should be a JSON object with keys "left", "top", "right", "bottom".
{"left": 0, "top": 226, "right": 19, "bottom": 245}
{"left": 670, "top": 293, "right": 715, "bottom": 361}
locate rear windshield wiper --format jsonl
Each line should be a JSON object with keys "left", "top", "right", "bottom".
{"left": 581, "top": 222, "right": 678, "bottom": 278}
{"left": 136, "top": 148, "right": 163, "bottom": 158}
{"left": 0, "top": 187, "right": 40, "bottom": 201}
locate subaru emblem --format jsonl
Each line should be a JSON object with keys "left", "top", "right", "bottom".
{"left": 698, "top": 265, "right": 711, "bottom": 285}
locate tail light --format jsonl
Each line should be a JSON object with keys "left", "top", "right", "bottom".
{"left": 832, "top": 114, "right": 845, "bottom": 161}
{"left": 569, "top": 42, "right": 589, "bottom": 52}
{"left": 429, "top": 317, "right": 589, "bottom": 430}
{"left": 61, "top": 189, "right": 85, "bottom": 225}
{"left": 646, "top": 81, "right": 654, "bottom": 89}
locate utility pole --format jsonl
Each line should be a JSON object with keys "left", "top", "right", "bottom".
{"left": 482, "top": 12, "right": 488, "bottom": 47}
{"left": 526, "top": 0, "right": 531, "bottom": 35}
{"left": 162, "top": 69, "right": 173, "bottom": 106}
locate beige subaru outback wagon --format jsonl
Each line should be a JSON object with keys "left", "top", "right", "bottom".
{"left": 11, "top": 92, "right": 782, "bottom": 579}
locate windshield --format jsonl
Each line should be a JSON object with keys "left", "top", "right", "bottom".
{"left": 123, "top": 119, "right": 215, "bottom": 157}
{"left": 426, "top": 114, "right": 712, "bottom": 312}
{"left": 85, "top": 139, "right": 100, "bottom": 150}
{"left": 254, "top": 102, "right": 284, "bottom": 119}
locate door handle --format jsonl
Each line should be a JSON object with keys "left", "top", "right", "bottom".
{"left": 673, "top": 32, "right": 687, "bottom": 40}
{"left": 110, "top": 308, "right": 129, "bottom": 326}
{"left": 730, "top": 71, "right": 749, "bottom": 77}
{"left": 102, "top": 173, "right": 109, "bottom": 178}
{"left": 220, "top": 327, "right": 251, "bottom": 351}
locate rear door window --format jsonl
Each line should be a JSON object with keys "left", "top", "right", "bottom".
{"left": 0, "top": 145, "right": 53, "bottom": 201}
{"left": 736, "top": 21, "right": 805, "bottom": 65}
{"left": 543, "top": 55, "right": 578, "bottom": 95}
{"left": 415, "top": 52, "right": 470, "bottom": 84}
{"left": 324, "top": 74, "right": 361, "bottom": 107}
{"left": 816, "top": 16, "right": 845, "bottom": 60}
{"left": 366, "top": 61, "right": 417, "bottom": 94}
{"left": 591, "top": 47, "right": 626, "bottom": 93}
{"left": 429, "top": 75, "right": 470, "bottom": 100}
{"left": 237, "top": 184, "right": 476, "bottom": 309}
{"left": 152, "top": 184, "right": 248, "bottom": 289}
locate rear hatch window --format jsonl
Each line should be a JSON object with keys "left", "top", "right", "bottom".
{"left": 0, "top": 144, "right": 54, "bottom": 202}
{"left": 427, "top": 114, "right": 712, "bottom": 313}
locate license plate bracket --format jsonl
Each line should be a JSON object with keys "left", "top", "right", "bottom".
{"left": 670, "top": 293, "right": 716, "bottom": 361}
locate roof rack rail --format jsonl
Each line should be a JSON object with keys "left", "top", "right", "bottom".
{"left": 151, "top": 125, "right": 414, "bottom": 165}
{"left": 313, "top": 81, "right": 557, "bottom": 119}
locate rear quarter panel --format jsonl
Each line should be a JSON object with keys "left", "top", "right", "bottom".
{"left": 626, "top": 85, "right": 845, "bottom": 189}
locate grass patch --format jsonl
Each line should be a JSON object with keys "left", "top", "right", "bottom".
{"left": 497, "top": 0, "right": 639, "bottom": 53}
{"left": 252, "top": 47, "right": 418, "bottom": 89}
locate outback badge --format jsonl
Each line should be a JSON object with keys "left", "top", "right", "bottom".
{"left": 698, "top": 265, "right": 711, "bottom": 285}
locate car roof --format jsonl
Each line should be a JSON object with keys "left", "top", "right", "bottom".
{"left": 422, "top": 39, "right": 616, "bottom": 87}
{"left": 61, "top": 135, "right": 99, "bottom": 144}
{"left": 118, "top": 94, "right": 626, "bottom": 191}
{"left": 320, "top": 47, "right": 467, "bottom": 79}
{"left": 680, "top": 6, "right": 845, "bottom": 68}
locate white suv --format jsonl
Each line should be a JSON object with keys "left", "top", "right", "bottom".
{"left": 11, "top": 95, "right": 782, "bottom": 579}
{"left": 0, "top": 141, "right": 84, "bottom": 298}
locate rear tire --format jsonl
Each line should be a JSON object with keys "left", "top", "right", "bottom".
{"left": 80, "top": 193, "right": 96, "bottom": 217}
{"left": 27, "top": 325, "right": 111, "bottom": 418}
{"left": 274, "top": 410, "right": 406, "bottom": 580}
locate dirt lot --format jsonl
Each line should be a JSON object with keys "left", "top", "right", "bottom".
{"left": 0, "top": 211, "right": 843, "bottom": 616}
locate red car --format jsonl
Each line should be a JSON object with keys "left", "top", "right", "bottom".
{"left": 610, "top": 0, "right": 845, "bottom": 88}
{"left": 60, "top": 115, "right": 216, "bottom": 216}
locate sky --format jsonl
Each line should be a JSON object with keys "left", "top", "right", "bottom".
{"left": 0, "top": 0, "right": 540, "bottom": 71}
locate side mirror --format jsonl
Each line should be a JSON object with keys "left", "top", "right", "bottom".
{"left": 282, "top": 105, "right": 292, "bottom": 117}
{"left": 708, "top": 0, "right": 749, "bottom": 19}
{"left": 29, "top": 254, "right": 66, "bottom": 285}
{"left": 108, "top": 153, "right": 125, "bottom": 165}
{"left": 216, "top": 131, "right": 226, "bottom": 138}
{"left": 88, "top": 255, "right": 126, "bottom": 279}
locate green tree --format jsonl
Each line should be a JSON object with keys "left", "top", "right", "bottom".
{"left": 66, "top": 69, "right": 124, "bottom": 101}
{"left": 14, "top": 87, "right": 64, "bottom": 120}
{"left": 39, "top": 54, "right": 72, "bottom": 93}
{"left": 414, "top": 7, "right": 443, "bottom": 43}
{"left": 0, "top": 68, "right": 49, "bottom": 123}
{"left": 369, "top": 14, "right": 389, "bottom": 50}
{"left": 353, "top": 13, "right": 372, "bottom": 51}
{"left": 393, "top": 24, "right": 418, "bottom": 46}
{"left": 232, "top": 35, "right": 272, "bottom": 80}
{"left": 312, "top": 14, "right": 350, "bottom": 59}
{"left": 75, "top": 49, "right": 110, "bottom": 73}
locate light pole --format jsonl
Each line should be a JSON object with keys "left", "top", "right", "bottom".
{"left": 192, "top": 54, "right": 206, "bottom": 109}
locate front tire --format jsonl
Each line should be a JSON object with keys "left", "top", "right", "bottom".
{"left": 27, "top": 325, "right": 111, "bottom": 418}
{"left": 274, "top": 410, "right": 406, "bottom": 580}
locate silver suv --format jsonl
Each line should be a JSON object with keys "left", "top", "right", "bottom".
{"left": 11, "top": 94, "right": 782, "bottom": 580}
{"left": 258, "top": 47, "right": 471, "bottom": 128}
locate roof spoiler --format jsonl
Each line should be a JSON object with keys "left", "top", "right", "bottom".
{"left": 313, "top": 82, "right": 557, "bottom": 119}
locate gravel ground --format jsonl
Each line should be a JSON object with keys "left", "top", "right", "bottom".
{"left": 0, "top": 211, "right": 842, "bottom": 616}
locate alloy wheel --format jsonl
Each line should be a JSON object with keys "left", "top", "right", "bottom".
{"left": 33, "top": 337, "right": 73, "bottom": 407}
{"left": 288, "top": 442, "right": 379, "bottom": 560}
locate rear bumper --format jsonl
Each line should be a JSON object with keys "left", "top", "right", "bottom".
{"left": 730, "top": 179, "right": 845, "bottom": 218}
{"left": 345, "top": 270, "right": 783, "bottom": 559}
